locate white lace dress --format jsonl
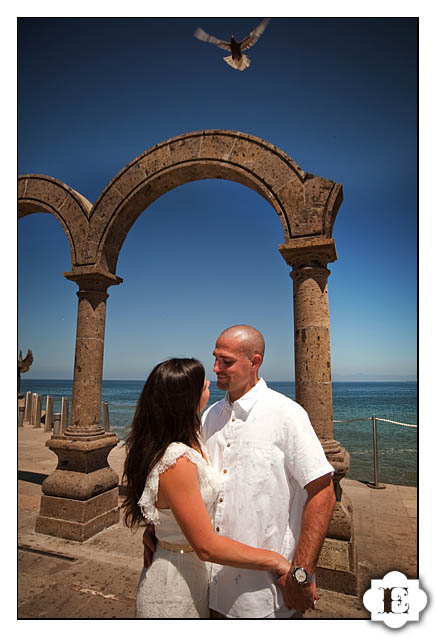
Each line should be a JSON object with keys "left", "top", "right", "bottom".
{"left": 135, "top": 442, "right": 223, "bottom": 618}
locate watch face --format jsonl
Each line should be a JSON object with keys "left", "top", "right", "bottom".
{"left": 294, "top": 567, "right": 307, "bottom": 583}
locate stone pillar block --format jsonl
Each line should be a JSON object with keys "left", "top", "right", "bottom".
{"left": 35, "top": 488, "right": 119, "bottom": 542}
{"left": 33, "top": 394, "right": 42, "bottom": 429}
{"left": 53, "top": 413, "right": 62, "bottom": 435}
{"left": 31, "top": 393, "right": 38, "bottom": 426}
{"left": 24, "top": 391, "right": 32, "bottom": 423}
{"left": 102, "top": 402, "right": 110, "bottom": 432}
{"left": 44, "top": 395, "right": 54, "bottom": 432}
{"left": 60, "top": 397, "right": 69, "bottom": 432}
{"left": 35, "top": 433, "right": 120, "bottom": 541}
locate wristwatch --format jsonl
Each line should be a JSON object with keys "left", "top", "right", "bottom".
{"left": 291, "top": 566, "right": 312, "bottom": 585}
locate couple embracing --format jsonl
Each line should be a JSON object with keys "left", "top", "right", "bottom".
{"left": 122, "top": 325, "right": 336, "bottom": 619}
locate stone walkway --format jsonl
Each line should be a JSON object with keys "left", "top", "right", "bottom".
{"left": 18, "top": 425, "right": 417, "bottom": 619}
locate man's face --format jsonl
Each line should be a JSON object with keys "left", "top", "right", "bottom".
{"left": 213, "top": 335, "right": 254, "bottom": 402}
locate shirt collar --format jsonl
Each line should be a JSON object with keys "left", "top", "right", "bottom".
{"left": 220, "top": 378, "right": 267, "bottom": 416}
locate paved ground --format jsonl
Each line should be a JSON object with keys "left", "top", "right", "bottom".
{"left": 18, "top": 424, "right": 417, "bottom": 619}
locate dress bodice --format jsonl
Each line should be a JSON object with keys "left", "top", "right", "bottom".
{"left": 138, "top": 441, "right": 223, "bottom": 544}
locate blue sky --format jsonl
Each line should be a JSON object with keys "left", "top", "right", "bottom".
{"left": 17, "top": 12, "right": 418, "bottom": 382}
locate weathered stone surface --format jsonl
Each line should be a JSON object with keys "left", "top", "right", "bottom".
{"left": 328, "top": 501, "right": 353, "bottom": 539}
{"left": 318, "top": 538, "right": 352, "bottom": 572}
{"left": 198, "top": 132, "right": 237, "bottom": 160}
{"left": 45, "top": 434, "right": 119, "bottom": 473}
{"left": 39, "top": 487, "right": 118, "bottom": 522}
{"left": 35, "top": 506, "right": 120, "bottom": 542}
{"left": 18, "top": 174, "right": 91, "bottom": 266}
{"left": 168, "top": 134, "right": 202, "bottom": 164}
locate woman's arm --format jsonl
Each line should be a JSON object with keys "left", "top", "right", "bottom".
{"left": 157, "top": 457, "right": 290, "bottom": 575}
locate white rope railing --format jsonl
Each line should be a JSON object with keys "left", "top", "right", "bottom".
{"left": 333, "top": 414, "right": 417, "bottom": 489}
{"left": 373, "top": 417, "right": 417, "bottom": 428}
{"left": 334, "top": 416, "right": 416, "bottom": 428}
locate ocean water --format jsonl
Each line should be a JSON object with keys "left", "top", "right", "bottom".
{"left": 20, "top": 379, "right": 417, "bottom": 487}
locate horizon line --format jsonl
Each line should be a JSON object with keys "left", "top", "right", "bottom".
{"left": 21, "top": 377, "right": 418, "bottom": 383}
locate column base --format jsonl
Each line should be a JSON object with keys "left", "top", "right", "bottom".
{"left": 316, "top": 537, "right": 358, "bottom": 595}
{"left": 36, "top": 431, "right": 120, "bottom": 541}
{"left": 35, "top": 487, "right": 120, "bottom": 542}
{"left": 318, "top": 444, "right": 358, "bottom": 595}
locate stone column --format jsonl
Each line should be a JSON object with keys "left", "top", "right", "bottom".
{"left": 33, "top": 394, "right": 42, "bottom": 429}
{"left": 24, "top": 391, "right": 32, "bottom": 424}
{"left": 102, "top": 402, "right": 110, "bottom": 432}
{"left": 31, "top": 393, "right": 38, "bottom": 426}
{"left": 44, "top": 395, "right": 54, "bottom": 432}
{"left": 35, "top": 269, "right": 123, "bottom": 542}
{"left": 60, "top": 397, "right": 69, "bottom": 433}
{"left": 279, "top": 237, "right": 357, "bottom": 595}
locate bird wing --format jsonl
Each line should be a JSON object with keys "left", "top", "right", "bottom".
{"left": 18, "top": 349, "right": 33, "bottom": 373}
{"left": 240, "top": 18, "right": 271, "bottom": 51}
{"left": 194, "top": 27, "right": 231, "bottom": 51}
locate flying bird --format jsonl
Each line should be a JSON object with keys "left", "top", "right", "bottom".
{"left": 194, "top": 18, "right": 270, "bottom": 71}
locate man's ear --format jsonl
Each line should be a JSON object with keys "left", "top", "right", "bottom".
{"left": 251, "top": 353, "right": 262, "bottom": 370}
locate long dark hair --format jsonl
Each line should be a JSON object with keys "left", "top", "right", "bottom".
{"left": 122, "top": 358, "right": 205, "bottom": 530}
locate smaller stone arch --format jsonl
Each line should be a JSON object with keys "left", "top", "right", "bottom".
{"left": 18, "top": 175, "right": 92, "bottom": 268}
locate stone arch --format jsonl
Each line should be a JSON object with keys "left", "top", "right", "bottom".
{"left": 88, "top": 130, "right": 343, "bottom": 274}
{"left": 21, "top": 132, "right": 354, "bottom": 590}
{"left": 18, "top": 174, "right": 92, "bottom": 268}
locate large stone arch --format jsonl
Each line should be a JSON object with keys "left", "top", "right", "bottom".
{"left": 21, "top": 130, "right": 356, "bottom": 595}
{"left": 18, "top": 174, "right": 92, "bottom": 268}
{"left": 87, "top": 130, "right": 343, "bottom": 274}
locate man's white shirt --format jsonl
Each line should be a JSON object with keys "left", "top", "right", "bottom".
{"left": 201, "top": 378, "right": 334, "bottom": 618}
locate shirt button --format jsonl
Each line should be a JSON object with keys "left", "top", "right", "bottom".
{"left": 231, "top": 417, "right": 236, "bottom": 421}
{"left": 216, "top": 527, "right": 220, "bottom": 532}
{"left": 223, "top": 469, "right": 227, "bottom": 474}
{"left": 219, "top": 497, "right": 223, "bottom": 503}
{"left": 226, "top": 443, "right": 231, "bottom": 447}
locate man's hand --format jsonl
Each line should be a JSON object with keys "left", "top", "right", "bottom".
{"left": 142, "top": 524, "right": 157, "bottom": 568}
{"left": 277, "top": 571, "right": 319, "bottom": 613}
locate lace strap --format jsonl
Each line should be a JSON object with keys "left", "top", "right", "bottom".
{"left": 137, "top": 442, "right": 204, "bottom": 525}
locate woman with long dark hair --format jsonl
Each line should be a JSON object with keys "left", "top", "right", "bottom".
{"left": 122, "top": 358, "right": 290, "bottom": 618}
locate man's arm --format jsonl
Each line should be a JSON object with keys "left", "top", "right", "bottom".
{"left": 278, "top": 472, "right": 336, "bottom": 612}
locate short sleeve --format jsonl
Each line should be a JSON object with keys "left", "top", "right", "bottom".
{"left": 137, "top": 442, "right": 204, "bottom": 525}
{"left": 284, "top": 403, "right": 334, "bottom": 489}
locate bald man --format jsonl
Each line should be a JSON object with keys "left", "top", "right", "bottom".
{"left": 143, "top": 325, "right": 335, "bottom": 619}
{"left": 202, "top": 325, "right": 335, "bottom": 618}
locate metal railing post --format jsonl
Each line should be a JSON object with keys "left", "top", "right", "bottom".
{"left": 368, "top": 415, "right": 386, "bottom": 489}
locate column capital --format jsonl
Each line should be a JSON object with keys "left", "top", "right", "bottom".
{"left": 64, "top": 267, "right": 123, "bottom": 291}
{"left": 278, "top": 237, "right": 337, "bottom": 269}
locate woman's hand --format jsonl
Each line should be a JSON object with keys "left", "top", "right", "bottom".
{"left": 275, "top": 556, "right": 291, "bottom": 578}
{"left": 276, "top": 572, "right": 319, "bottom": 612}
